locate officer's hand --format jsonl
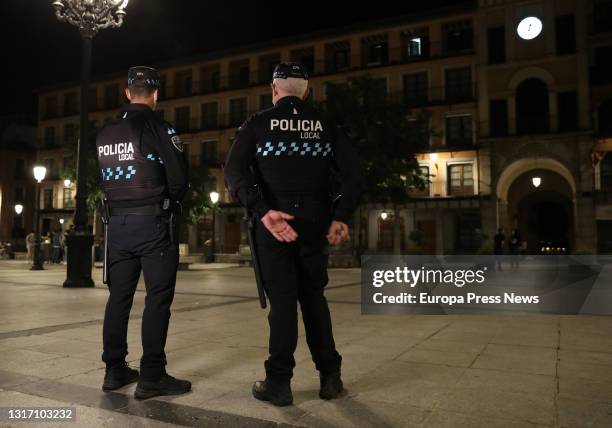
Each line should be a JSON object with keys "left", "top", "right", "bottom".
{"left": 327, "top": 221, "right": 349, "bottom": 246}
{"left": 261, "top": 210, "right": 298, "bottom": 242}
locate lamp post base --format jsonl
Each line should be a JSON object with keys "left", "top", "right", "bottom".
{"left": 63, "top": 232, "right": 95, "bottom": 288}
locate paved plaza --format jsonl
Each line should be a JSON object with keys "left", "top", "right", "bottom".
{"left": 0, "top": 260, "right": 611, "bottom": 427}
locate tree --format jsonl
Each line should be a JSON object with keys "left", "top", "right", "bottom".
{"left": 322, "top": 75, "right": 430, "bottom": 254}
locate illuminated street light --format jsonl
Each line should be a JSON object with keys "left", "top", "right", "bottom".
{"left": 532, "top": 176, "right": 542, "bottom": 188}
{"left": 31, "top": 165, "right": 47, "bottom": 270}
{"left": 381, "top": 211, "right": 389, "bottom": 220}
{"left": 14, "top": 204, "right": 23, "bottom": 216}
{"left": 209, "top": 191, "right": 220, "bottom": 204}
{"left": 52, "top": 0, "right": 130, "bottom": 287}
{"left": 64, "top": 179, "right": 72, "bottom": 188}
{"left": 60, "top": 218, "right": 65, "bottom": 225}
{"left": 33, "top": 166, "right": 47, "bottom": 183}
{"left": 209, "top": 191, "right": 220, "bottom": 261}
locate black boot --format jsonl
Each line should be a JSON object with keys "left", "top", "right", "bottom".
{"left": 102, "top": 362, "right": 139, "bottom": 391}
{"left": 134, "top": 373, "right": 192, "bottom": 400}
{"left": 319, "top": 371, "right": 343, "bottom": 400}
{"left": 252, "top": 380, "right": 293, "bottom": 406}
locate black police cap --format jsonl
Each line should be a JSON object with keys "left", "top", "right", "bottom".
{"left": 272, "top": 63, "right": 309, "bottom": 80}
{"left": 127, "top": 66, "right": 160, "bottom": 89}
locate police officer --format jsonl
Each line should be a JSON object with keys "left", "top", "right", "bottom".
{"left": 224, "top": 63, "right": 361, "bottom": 406}
{"left": 96, "top": 66, "right": 191, "bottom": 400}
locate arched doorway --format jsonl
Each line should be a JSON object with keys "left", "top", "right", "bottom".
{"left": 516, "top": 78, "right": 549, "bottom": 134}
{"left": 506, "top": 169, "right": 574, "bottom": 254}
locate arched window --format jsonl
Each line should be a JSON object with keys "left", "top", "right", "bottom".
{"left": 516, "top": 78, "right": 549, "bottom": 135}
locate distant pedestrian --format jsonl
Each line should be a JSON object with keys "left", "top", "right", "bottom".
{"left": 26, "top": 232, "right": 35, "bottom": 261}
{"left": 51, "top": 229, "right": 62, "bottom": 264}
{"left": 493, "top": 228, "right": 505, "bottom": 271}
{"left": 509, "top": 229, "right": 520, "bottom": 270}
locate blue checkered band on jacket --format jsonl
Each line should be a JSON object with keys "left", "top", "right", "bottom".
{"left": 101, "top": 166, "right": 137, "bottom": 181}
{"left": 255, "top": 142, "right": 332, "bottom": 157}
{"left": 145, "top": 153, "right": 164, "bottom": 164}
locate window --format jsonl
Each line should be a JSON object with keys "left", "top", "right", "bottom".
{"left": 594, "top": 0, "right": 612, "bottom": 32}
{"left": 259, "top": 94, "right": 273, "bottom": 109}
{"left": 229, "top": 98, "right": 248, "bottom": 127}
{"left": 43, "top": 188, "right": 54, "bottom": 210}
{"left": 44, "top": 127, "right": 56, "bottom": 147}
{"left": 229, "top": 59, "right": 250, "bottom": 88}
{"left": 104, "top": 84, "right": 119, "bottom": 109}
{"left": 557, "top": 91, "right": 578, "bottom": 132}
{"left": 455, "top": 212, "right": 482, "bottom": 252}
{"left": 64, "top": 124, "right": 76, "bottom": 144}
{"left": 63, "top": 156, "right": 74, "bottom": 169}
{"left": 402, "top": 29, "right": 430, "bottom": 60}
{"left": 239, "top": 66, "right": 250, "bottom": 86}
{"left": 599, "top": 100, "right": 612, "bottom": 135}
{"left": 334, "top": 50, "right": 350, "bottom": 71}
{"left": 407, "top": 112, "right": 430, "bottom": 147}
{"left": 412, "top": 166, "right": 430, "bottom": 197}
{"left": 443, "top": 20, "right": 473, "bottom": 53}
{"left": 45, "top": 95, "right": 58, "bottom": 118}
{"left": 63, "top": 187, "right": 73, "bottom": 208}
{"left": 448, "top": 164, "right": 474, "bottom": 196}
{"left": 362, "top": 37, "right": 388, "bottom": 66}
{"left": 200, "top": 65, "right": 220, "bottom": 94}
{"left": 200, "top": 102, "right": 218, "bottom": 130}
{"left": 64, "top": 92, "right": 78, "bottom": 115}
{"left": 446, "top": 115, "right": 473, "bottom": 147}
{"left": 200, "top": 140, "right": 218, "bottom": 166}
{"left": 175, "top": 70, "right": 193, "bottom": 97}
{"left": 42, "top": 158, "right": 56, "bottom": 178}
{"left": 601, "top": 153, "right": 612, "bottom": 190}
{"left": 556, "top": 15, "right": 576, "bottom": 55}
{"left": 445, "top": 67, "right": 472, "bottom": 102}
{"left": 516, "top": 78, "right": 549, "bottom": 134}
{"left": 15, "top": 159, "right": 25, "bottom": 179}
{"left": 489, "top": 99, "right": 508, "bottom": 137}
{"left": 488, "top": 26, "right": 505, "bottom": 64}
{"left": 174, "top": 106, "right": 191, "bottom": 132}
{"left": 403, "top": 72, "right": 428, "bottom": 106}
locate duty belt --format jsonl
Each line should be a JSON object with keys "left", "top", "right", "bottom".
{"left": 107, "top": 196, "right": 169, "bottom": 216}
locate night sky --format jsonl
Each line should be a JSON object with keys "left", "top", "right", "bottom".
{"left": 1, "top": 0, "right": 462, "bottom": 122}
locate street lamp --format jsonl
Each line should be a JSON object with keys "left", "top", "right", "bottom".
{"left": 31, "top": 165, "right": 47, "bottom": 271}
{"left": 380, "top": 211, "right": 389, "bottom": 221}
{"left": 532, "top": 176, "right": 542, "bottom": 188}
{"left": 14, "top": 204, "right": 23, "bottom": 216}
{"left": 51, "top": 0, "right": 130, "bottom": 287}
{"left": 210, "top": 191, "right": 220, "bottom": 261}
{"left": 63, "top": 179, "right": 72, "bottom": 188}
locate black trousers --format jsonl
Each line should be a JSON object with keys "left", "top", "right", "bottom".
{"left": 255, "top": 210, "right": 342, "bottom": 383}
{"left": 102, "top": 215, "right": 178, "bottom": 381}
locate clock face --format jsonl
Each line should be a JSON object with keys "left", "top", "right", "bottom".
{"left": 517, "top": 16, "right": 543, "bottom": 40}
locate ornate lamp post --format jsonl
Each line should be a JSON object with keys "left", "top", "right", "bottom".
{"left": 209, "top": 191, "right": 220, "bottom": 260}
{"left": 32, "top": 166, "right": 47, "bottom": 271}
{"left": 51, "top": 0, "right": 130, "bottom": 287}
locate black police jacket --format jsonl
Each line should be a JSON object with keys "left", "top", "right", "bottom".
{"left": 224, "top": 96, "right": 361, "bottom": 223}
{"left": 96, "top": 103, "right": 189, "bottom": 203}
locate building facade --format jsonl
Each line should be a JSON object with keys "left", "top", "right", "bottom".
{"left": 32, "top": 0, "right": 612, "bottom": 256}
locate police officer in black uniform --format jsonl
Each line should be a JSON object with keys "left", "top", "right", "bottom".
{"left": 96, "top": 66, "right": 191, "bottom": 400}
{"left": 224, "top": 63, "right": 361, "bottom": 406}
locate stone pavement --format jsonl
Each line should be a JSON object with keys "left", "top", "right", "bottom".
{"left": 0, "top": 260, "right": 610, "bottom": 428}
